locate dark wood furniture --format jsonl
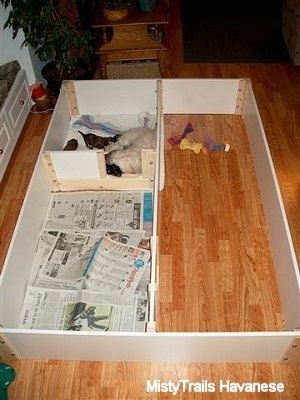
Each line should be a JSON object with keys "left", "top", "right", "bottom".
{"left": 92, "top": 0, "right": 169, "bottom": 78}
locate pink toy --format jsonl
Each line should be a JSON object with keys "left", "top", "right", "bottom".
{"left": 167, "top": 122, "right": 193, "bottom": 145}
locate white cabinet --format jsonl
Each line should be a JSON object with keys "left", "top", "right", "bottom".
{"left": 0, "top": 112, "right": 14, "bottom": 175}
{"left": 0, "top": 69, "right": 31, "bottom": 181}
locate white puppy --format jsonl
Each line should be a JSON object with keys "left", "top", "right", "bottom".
{"left": 105, "top": 126, "right": 156, "bottom": 175}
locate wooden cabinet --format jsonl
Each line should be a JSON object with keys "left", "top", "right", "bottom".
{"left": 93, "top": 0, "right": 169, "bottom": 78}
{"left": 0, "top": 69, "right": 31, "bottom": 181}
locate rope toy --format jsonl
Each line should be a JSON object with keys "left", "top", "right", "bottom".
{"left": 204, "top": 135, "right": 231, "bottom": 152}
{"left": 180, "top": 138, "right": 204, "bottom": 154}
{"left": 168, "top": 126, "right": 231, "bottom": 154}
{"left": 167, "top": 122, "right": 193, "bottom": 145}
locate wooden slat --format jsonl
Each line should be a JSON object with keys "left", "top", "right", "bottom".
{"left": 0, "top": 335, "right": 18, "bottom": 360}
{"left": 42, "top": 152, "right": 60, "bottom": 191}
{"left": 235, "top": 78, "right": 250, "bottom": 115}
{"left": 63, "top": 80, "right": 79, "bottom": 116}
{"left": 280, "top": 337, "right": 300, "bottom": 364}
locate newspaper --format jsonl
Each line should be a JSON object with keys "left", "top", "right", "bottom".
{"left": 19, "top": 286, "right": 148, "bottom": 331}
{"left": 44, "top": 190, "right": 153, "bottom": 236}
{"left": 29, "top": 229, "right": 147, "bottom": 291}
{"left": 19, "top": 190, "right": 153, "bottom": 332}
{"left": 83, "top": 236, "right": 150, "bottom": 296}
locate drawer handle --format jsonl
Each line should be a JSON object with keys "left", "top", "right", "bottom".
{"left": 19, "top": 100, "right": 25, "bottom": 105}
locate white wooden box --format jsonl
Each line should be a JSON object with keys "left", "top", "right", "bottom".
{"left": 0, "top": 79, "right": 299, "bottom": 363}
{"left": 42, "top": 80, "right": 159, "bottom": 191}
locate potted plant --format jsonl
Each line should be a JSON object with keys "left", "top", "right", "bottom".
{"left": 0, "top": 0, "right": 96, "bottom": 95}
{"left": 100, "top": 0, "right": 132, "bottom": 21}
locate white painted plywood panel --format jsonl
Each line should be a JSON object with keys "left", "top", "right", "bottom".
{"left": 2, "top": 330, "right": 297, "bottom": 362}
{"left": 161, "top": 79, "right": 240, "bottom": 114}
{"left": 244, "top": 85, "right": 300, "bottom": 330}
{"left": 73, "top": 79, "right": 158, "bottom": 115}
{"left": 51, "top": 151, "right": 100, "bottom": 179}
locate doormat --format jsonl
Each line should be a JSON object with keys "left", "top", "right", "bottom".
{"left": 107, "top": 60, "right": 162, "bottom": 79}
{"left": 181, "top": 1, "right": 292, "bottom": 63}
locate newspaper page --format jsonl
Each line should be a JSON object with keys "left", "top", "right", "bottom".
{"left": 83, "top": 236, "right": 151, "bottom": 296}
{"left": 19, "top": 286, "right": 148, "bottom": 331}
{"left": 19, "top": 190, "right": 153, "bottom": 332}
{"left": 44, "top": 191, "right": 153, "bottom": 236}
{"left": 29, "top": 230, "right": 99, "bottom": 290}
{"left": 29, "top": 229, "right": 146, "bottom": 290}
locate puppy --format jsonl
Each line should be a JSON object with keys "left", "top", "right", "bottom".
{"left": 63, "top": 139, "right": 78, "bottom": 151}
{"left": 79, "top": 131, "right": 120, "bottom": 149}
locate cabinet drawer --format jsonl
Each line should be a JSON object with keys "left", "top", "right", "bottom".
{"left": 0, "top": 111, "right": 14, "bottom": 180}
{"left": 5, "top": 70, "right": 31, "bottom": 138}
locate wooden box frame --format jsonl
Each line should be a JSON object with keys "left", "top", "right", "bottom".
{"left": 0, "top": 79, "right": 299, "bottom": 363}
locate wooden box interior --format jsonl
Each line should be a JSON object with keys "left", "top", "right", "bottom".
{"left": 0, "top": 79, "right": 299, "bottom": 363}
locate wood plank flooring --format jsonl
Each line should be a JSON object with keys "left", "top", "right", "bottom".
{"left": 4, "top": 360, "right": 300, "bottom": 400}
{"left": 1, "top": 0, "right": 299, "bottom": 398}
{"left": 158, "top": 114, "right": 283, "bottom": 332}
{"left": 0, "top": 112, "right": 52, "bottom": 269}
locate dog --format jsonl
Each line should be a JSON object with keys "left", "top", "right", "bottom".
{"left": 63, "top": 139, "right": 78, "bottom": 151}
{"left": 105, "top": 126, "right": 156, "bottom": 176}
{"left": 79, "top": 130, "right": 120, "bottom": 149}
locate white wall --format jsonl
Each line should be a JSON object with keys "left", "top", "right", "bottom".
{"left": 0, "top": 5, "right": 46, "bottom": 85}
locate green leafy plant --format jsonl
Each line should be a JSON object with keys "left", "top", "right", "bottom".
{"left": 0, "top": 0, "right": 95, "bottom": 77}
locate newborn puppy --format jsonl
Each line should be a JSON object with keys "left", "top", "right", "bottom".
{"left": 63, "top": 139, "right": 78, "bottom": 151}
{"left": 79, "top": 131, "right": 120, "bottom": 149}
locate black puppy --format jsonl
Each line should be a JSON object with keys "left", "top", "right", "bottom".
{"left": 63, "top": 139, "right": 78, "bottom": 151}
{"left": 79, "top": 131, "right": 120, "bottom": 149}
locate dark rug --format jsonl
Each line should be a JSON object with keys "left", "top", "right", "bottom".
{"left": 181, "top": 0, "right": 292, "bottom": 63}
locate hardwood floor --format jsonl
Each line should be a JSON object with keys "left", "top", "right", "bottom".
{"left": 158, "top": 114, "right": 284, "bottom": 333}
{"left": 1, "top": 0, "right": 299, "bottom": 398}
{"left": 0, "top": 113, "right": 52, "bottom": 269}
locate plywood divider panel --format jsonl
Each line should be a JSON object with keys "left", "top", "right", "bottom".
{"left": 43, "top": 88, "right": 72, "bottom": 151}
{"left": 2, "top": 331, "right": 297, "bottom": 362}
{"left": 148, "top": 79, "right": 163, "bottom": 330}
{"left": 72, "top": 79, "right": 158, "bottom": 115}
{"left": 161, "top": 79, "right": 240, "bottom": 114}
{"left": 43, "top": 150, "right": 157, "bottom": 191}
{"left": 244, "top": 85, "right": 300, "bottom": 331}
{"left": 0, "top": 157, "right": 52, "bottom": 328}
